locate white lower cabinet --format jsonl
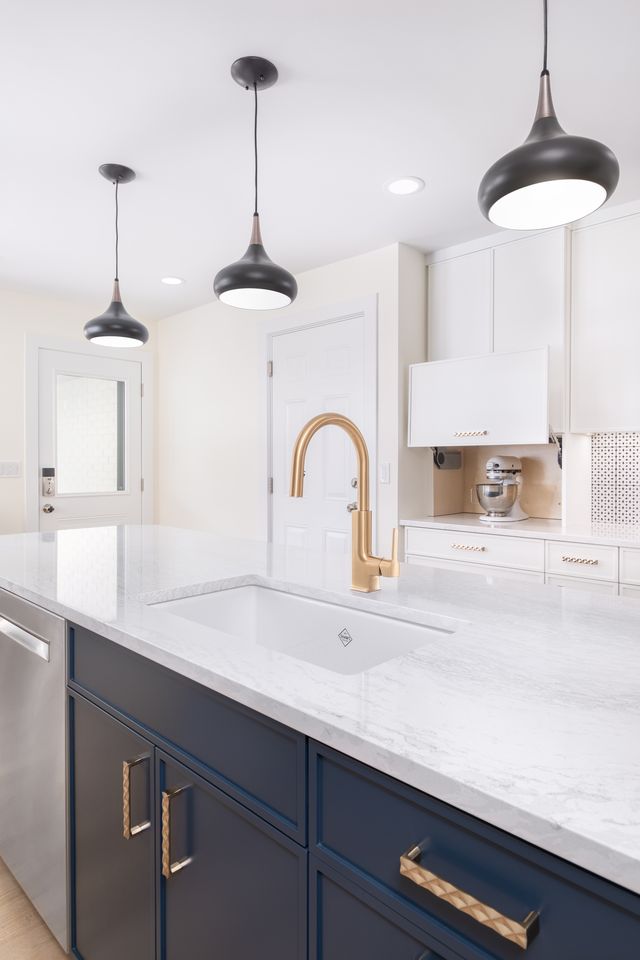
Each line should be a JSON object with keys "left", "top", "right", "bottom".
{"left": 405, "top": 527, "right": 544, "bottom": 572}
{"left": 545, "top": 575, "right": 619, "bottom": 596}
{"left": 620, "top": 584, "right": 640, "bottom": 599}
{"left": 545, "top": 541, "right": 618, "bottom": 582}
{"left": 406, "top": 553, "right": 544, "bottom": 584}
{"left": 620, "top": 548, "right": 640, "bottom": 586}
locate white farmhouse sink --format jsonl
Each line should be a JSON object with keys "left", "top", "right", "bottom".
{"left": 153, "top": 585, "right": 458, "bottom": 675}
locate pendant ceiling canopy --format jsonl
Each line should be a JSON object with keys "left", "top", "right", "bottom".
{"left": 84, "top": 164, "right": 149, "bottom": 348}
{"left": 214, "top": 56, "right": 298, "bottom": 310}
{"left": 478, "top": 0, "right": 619, "bottom": 230}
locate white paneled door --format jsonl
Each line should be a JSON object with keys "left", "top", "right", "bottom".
{"left": 270, "top": 310, "right": 377, "bottom": 555}
{"left": 36, "top": 349, "right": 143, "bottom": 530}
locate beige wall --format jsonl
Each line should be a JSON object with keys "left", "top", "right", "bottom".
{"left": 0, "top": 288, "right": 96, "bottom": 533}
{"left": 156, "top": 243, "right": 428, "bottom": 548}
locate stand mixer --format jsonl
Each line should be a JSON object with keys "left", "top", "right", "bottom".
{"left": 476, "top": 456, "right": 529, "bottom": 522}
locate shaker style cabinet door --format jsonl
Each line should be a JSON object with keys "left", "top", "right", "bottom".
{"left": 70, "top": 693, "right": 155, "bottom": 960}
{"left": 159, "top": 753, "right": 307, "bottom": 960}
{"left": 427, "top": 250, "right": 493, "bottom": 362}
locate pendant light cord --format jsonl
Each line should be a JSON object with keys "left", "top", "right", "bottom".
{"left": 542, "top": 0, "right": 549, "bottom": 75}
{"left": 253, "top": 82, "right": 259, "bottom": 215}
{"left": 114, "top": 178, "right": 120, "bottom": 281}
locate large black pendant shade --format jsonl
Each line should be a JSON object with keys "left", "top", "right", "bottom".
{"left": 84, "top": 164, "right": 149, "bottom": 348}
{"left": 478, "top": 1, "right": 619, "bottom": 230}
{"left": 214, "top": 57, "right": 297, "bottom": 310}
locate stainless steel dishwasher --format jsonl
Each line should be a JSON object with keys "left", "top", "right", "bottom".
{"left": 0, "top": 587, "right": 68, "bottom": 951}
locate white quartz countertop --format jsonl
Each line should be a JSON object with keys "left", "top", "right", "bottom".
{"left": 0, "top": 525, "right": 638, "bottom": 895}
{"left": 402, "top": 513, "right": 640, "bottom": 548}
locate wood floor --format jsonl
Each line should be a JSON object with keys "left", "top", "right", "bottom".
{"left": 0, "top": 859, "right": 67, "bottom": 959}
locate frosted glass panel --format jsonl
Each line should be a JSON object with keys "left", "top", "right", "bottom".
{"left": 56, "top": 375, "right": 125, "bottom": 494}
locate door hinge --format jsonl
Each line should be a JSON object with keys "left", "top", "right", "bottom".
{"left": 267, "top": 360, "right": 273, "bottom": 378}
{"left": 141, "top": 478, "right": 145, "bottom": 493}
{"left": 268, "top": 477, "right": 273, "bottom": 494}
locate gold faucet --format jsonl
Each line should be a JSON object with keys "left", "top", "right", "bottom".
{"left": 289, "top": 413, "right": 399, "bottom": 593}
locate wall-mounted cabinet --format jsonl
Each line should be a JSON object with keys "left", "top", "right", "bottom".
{"left": 408, "top": 347, "right": 549, "bottom": 447}
{"left": 427, "top": 229, "right": 567, "bottom": 431}
{"left": 571, "top": 213, "right": 640, "bottom": 433}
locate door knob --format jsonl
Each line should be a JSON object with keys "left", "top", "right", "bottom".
{"left": 42, "top": 503, "right": 55, "bottom": 514}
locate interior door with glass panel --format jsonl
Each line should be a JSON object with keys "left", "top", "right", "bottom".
{"left": 38, "top": 349, "right": 142, "bottom": 530}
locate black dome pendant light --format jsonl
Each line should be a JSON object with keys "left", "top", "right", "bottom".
{"left": 478, "top": 0, "right": 619, "bottom": 230}
{"left": 84, "top": 164, "right": 149, "bottom": 348}
{"left": 214, "top": 57, "right": 297, "bottom": 310}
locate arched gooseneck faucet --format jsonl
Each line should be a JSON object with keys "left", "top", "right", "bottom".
{"left": 289, "top": 413, "right": 399, "bottom": 593}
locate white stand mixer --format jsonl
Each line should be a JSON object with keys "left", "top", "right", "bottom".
{"left": 476, "top": 456, "right": 529, "bottom": 523}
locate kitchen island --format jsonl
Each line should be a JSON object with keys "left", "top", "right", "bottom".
{"left": 0, "top": 524, "right": 638, "bottom": 958}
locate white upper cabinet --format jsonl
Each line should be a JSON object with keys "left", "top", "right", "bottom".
{"left": 408, "top": 347, "right": 549, "bottom": 447}
{"left": 426, "top": 229, "right": 567, "bottom": 431}
{"left": 493, "top": 230, "right": 567, "bottom": 430}
{"left": 427, "top": 251, "right": 492, "bottom": 361}
{"left": 571, "top": 214, "right": 640, "bottom": 433}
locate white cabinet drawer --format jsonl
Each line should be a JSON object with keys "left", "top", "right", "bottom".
{"left": 545, "top": 541, "right": 618, "bottom": 582}
{"left": 546, "top": 574, "right": 619, "bottom": 596}
{"left": 620, "top": 548, "right": 640, "bottom": 586}
{"left": 406, "top": 554, "right": 545, "bottom": 584}
{"left": 405, "top": 527, "right": 544, "bottom": 571}
{"left": 620, "top": 584, "right": 640, "bottom": 599}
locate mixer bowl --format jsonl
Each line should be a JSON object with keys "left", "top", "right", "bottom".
{"left": 476, "top": 482, "right": 518, "bottom": 517}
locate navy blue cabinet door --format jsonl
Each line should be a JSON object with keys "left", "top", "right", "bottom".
{"left": 158, "top": 752, "right": 306, "bottom": 960}
{"left": 70, "top": 693, "right": 155, "bottom": 960}
{"left": 310, "top": 857, "right": 451, "bottom": 960}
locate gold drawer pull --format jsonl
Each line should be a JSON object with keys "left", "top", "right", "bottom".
{"left": 450, "top": 543, "right": 487, "bottom": 553}
{"left": 561, "top": 555, "right": 599, "bottom": 566}
{"left": 162, "top": 787, "right": 193, "bottom": 879}
{"left": 453, "top": 430, "right": 488, "bottom": 438}
{"left": 122, "top": 757, "right": 151, "bottom": 840}
{"left": 400, "top": 845, "right": 539, "bottom": 950}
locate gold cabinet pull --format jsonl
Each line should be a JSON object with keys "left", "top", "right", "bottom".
{"left": 561, "top": 555, "right": 599, "bottom": 566}
{"left": 453, "top": 430, "right": 488, "bottom": 438}
{"left": 122, "top": 757, "right": 151, "bottom": 840}
{"left": 161, "top": 787, "right": 193, "bottom": 879}
{"left": 450, "top": 543, "right": 487, "bottom": 553}
{"left": 399, "top": 845, "right": 539, "bottom": 950}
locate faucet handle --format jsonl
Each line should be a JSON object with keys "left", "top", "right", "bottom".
{"left": 379, "top": 528, "right": 400, "bottom": 579}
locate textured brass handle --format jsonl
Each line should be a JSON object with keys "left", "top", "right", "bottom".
{"left": 122, "top": 757, "right": 151, "bottom": 840}
{"left": 561, "top": 555, "right": 599, "bottom": 566}
{"left": 453, "top": 430, "right": 488, "bottom": 438}
{"left": 400, "top": 845, "right": 539, "bottom": 950}
{"left": 162, "top": 787, "right": 193, "bottom": 879}
{"left": 450, "top": 543, "right": 487, "bottom": 553}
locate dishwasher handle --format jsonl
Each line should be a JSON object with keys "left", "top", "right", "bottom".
{"left": 0, "top": 616, "right": 50, "bottom": 662}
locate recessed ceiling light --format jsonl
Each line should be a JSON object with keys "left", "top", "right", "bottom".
{"left": 386, "top": 177, "right": 425, "bottom": 196}
{"left": 161, "top": 276, "right": 184, "bottom": 285}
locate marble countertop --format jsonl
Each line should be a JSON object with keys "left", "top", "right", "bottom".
{"left": 402, "top": 513, "right": 640, "bottom": 548}
{"left": 0, "top": 524, "right": 638, "bottom": 894}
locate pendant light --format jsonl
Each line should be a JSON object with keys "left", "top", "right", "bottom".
{"left": 478, "top": 0, "right": 619, "bottom": 230}
{"left": 214, "top": 57, "right": 297, "bottom": 310}
{"left": 84, "top": 164, "right": 149, "bottom": 347}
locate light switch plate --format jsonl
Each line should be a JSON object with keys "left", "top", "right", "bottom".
{"left": 379, "top": 462, "right": 391, "bottom": 484}
{"left": 0, "top": 461, "right": 21, "bottom": 478}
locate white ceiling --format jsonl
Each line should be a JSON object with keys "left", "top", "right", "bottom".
{"left": 2, "top": 0, "right": 639, "bottom": 319}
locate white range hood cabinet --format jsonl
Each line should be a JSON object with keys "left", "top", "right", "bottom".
{"left": 408, "top": 347, "right": 549, "bottom": 447}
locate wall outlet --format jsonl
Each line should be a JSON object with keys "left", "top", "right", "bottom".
{"left": 0, "top": 461, "right": 21, "bottom": 478}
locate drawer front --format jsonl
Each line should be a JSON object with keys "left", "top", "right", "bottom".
{"left": 620, "top": 584, "right": 640, "bottom": 599}
{"left": 545, "top": 574, "right": 619, "bottom": 596}
{"left": 310, "top": 743, "right": 640, "bottom": 960}
{"left": 405, "top": 527, "right": 544, "bottom": 572}
{"left": 310, "top": 857, "right": 452, "bottom": 960}
{"left": 406, "top": 554, "right": 545, "bottom": 585}
{"left": 70, "top": 625, "right": 306, "bottom": 841}
{"left": 545, "top": 541, "right": 618, "bottom": 581}
{"left": 620, "top": 548, "right": 640, "bottom": 585}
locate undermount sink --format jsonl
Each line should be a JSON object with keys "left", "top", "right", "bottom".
{"left": 153, "top": 585, "right": 458, "bottom": 675}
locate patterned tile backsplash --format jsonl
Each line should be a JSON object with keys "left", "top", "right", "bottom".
{"left": 591, "top": 433, "right": 640, "bottom": 524}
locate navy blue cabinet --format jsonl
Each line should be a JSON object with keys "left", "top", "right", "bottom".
{"left": 159, "top": 752, "right": 306, "bottom": 960}
{"left": 70, "top": 692, "right": 155, "bottom": 960}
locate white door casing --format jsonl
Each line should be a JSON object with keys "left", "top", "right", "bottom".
{"left": 268, "top": 308, "right": 377, "bottom": 555}
{"left": 26, "top": 340, "right": 152, "bottom": 531}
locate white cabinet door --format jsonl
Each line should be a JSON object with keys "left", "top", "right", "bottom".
{"left": 408, "top": 347, "right": 549, "bottom": 447}
{"left": 427, "top": 251, "right": 492, "bottom": 361}
{"left": 571, "top": 214, "right": 640, "bottom": 432}
{"left": 493, "top": 230, "right": 567, "bottom": 431}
